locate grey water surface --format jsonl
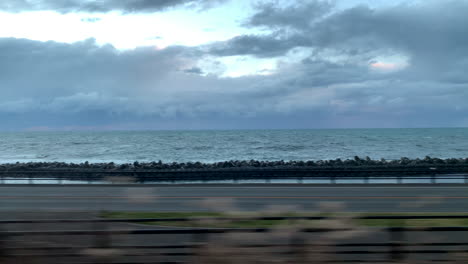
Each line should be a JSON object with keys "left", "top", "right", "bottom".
{"left": 0, "top": 128, "right": 466, "bottom": 164}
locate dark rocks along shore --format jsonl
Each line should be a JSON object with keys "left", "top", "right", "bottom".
{"left": 1, "top": 156, "right": 468, "bottom": 171}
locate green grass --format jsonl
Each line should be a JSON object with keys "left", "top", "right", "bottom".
{"left": 100, "top": 211, "right": 468, "bottom": 228}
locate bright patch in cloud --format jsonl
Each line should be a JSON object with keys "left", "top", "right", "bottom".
{"left": 370, "top": 61, "right": 408, "bottom": 72}
{"left": 0, "top": 1, "right": 255, "bottom": 50}
{"left": 369, "top": 54, "right": 409, "bottom": 73}
{"left": 371, "top": 62, "right": 398, "bottom": 70}
{"left": 216, "top": 56, "right": 277, "bottom": 77}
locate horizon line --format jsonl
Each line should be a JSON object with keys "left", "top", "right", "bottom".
{"left": 1, "top": 126, "right": 466, "bottom": 133}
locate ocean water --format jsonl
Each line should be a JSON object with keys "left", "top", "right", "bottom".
{"left": 0, "top": 128, "right": 466, "bottom": 164}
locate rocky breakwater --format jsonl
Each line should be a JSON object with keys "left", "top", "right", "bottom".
{"left": 0, "top": 156, "right": 468, "bottom": 182}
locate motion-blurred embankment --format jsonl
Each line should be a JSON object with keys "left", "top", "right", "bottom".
{"left": 1, "top": 210, "right": 468, "bottom": 263}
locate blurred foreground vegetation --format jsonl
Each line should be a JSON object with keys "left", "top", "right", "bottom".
{"left": 101, "top": 211, "right": 468, "bottom": 228}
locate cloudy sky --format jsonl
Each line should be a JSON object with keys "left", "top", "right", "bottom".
{"left": 1, "top": 0, "right": 467, "bottom": 130}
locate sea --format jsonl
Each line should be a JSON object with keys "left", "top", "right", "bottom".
{"left": 0, "top": 128, "right": 467, "bottom": 164}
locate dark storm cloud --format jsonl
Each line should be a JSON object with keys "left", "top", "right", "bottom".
{"left": 0, "top": 0, "right": 228, "bottom": 13}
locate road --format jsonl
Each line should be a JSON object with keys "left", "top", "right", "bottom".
{"left": 0, "top": 184, "right": 467, "bottom": 212}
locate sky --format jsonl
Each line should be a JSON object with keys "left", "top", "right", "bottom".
{"left": 0, "top": 0, "right": 467, "bottom": 130}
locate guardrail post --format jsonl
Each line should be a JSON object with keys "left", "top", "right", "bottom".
{"left": 93, "top": 222, "right": 111, "bottom": 248}
{"left": 0, "top": 227, "right": 7, "bottom": 260}
{"left": 331, "top": 176, "right": 336, "bottom": 184}
{"left": 389, "top": 227, "right": 405, "bottom": 262}
{"left": 134, "top": 172, "right": 144, "bottom": 184}
{"left": 193, "top": 232, "right": 208, "bottom": 245}
{"left": 28, "top": 175, "right": 33, "bottom": 185}
{"left": 90, "top": 222, "right": 117, "bottom": 264}
{"left": 431, "top": 174, "right": 436, "bottom": 184}
{"left": 192, "top": 231, "right": 209, "bottom": 262}
{"left": 290, "top": 234, "right": 307, "bottom": 263}
{"left": 397, "top": 176, "right": 402, "bottom": 184}
{"left": 465, "top": 175, "right": 468, "bottom": 184}
{"left": 364, "top": 176, "right": 369, "bottom": 184}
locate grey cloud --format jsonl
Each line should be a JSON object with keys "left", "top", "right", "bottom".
{"left": 246, "top": 0, "right": 333, "bottom": 30}
{"left": 2, "top": 0, "right": 468, "bottom": 129}
{"left": 0, "top": 38, "right": 200, "bottom": 114}
{"left": 183, "top": 67, "right": 204, "bottom": 75}
{"left": 0, "top": 0, "right": 228, "bottom": 13}
{"left": 211, "top": 0, "right": 468, "bottom": 65}
{"left": 205, "top": 0, "right": 468, "bottom": 127}
{"left": 209, "top": 34, "right": 309, "bottom": 58}
{"left": 0, "top": 36, "right": 466, "bottom": 130}
{"left": 0, "top": 38, "right": 193, "bottom": 101}
{"left": 208, "top": 0, "right": 468, "bottom": 96}
{"left": 0, "top": 38, "right": 284, "bottom": 122}
{"left": 0, "top": 38, "right": 356, "bottom": 130}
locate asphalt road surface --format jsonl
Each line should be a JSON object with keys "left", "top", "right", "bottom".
{"left": 0, "top": 185, "right": 467, "bottom": 212}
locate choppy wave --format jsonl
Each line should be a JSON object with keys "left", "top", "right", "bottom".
{"left": 0, "top": 128, "right": 466, "bottom": 164}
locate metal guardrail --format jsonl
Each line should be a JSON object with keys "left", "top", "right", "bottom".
{"left": 1, "top": 175, "right": 467, "bottom": 184}
{"left": 1, "top": 166, "right": 468, "bottom": 184}
{"left": 1, "top": 215, "right": 468, "bottom": 263}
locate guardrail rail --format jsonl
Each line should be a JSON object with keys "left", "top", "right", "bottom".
{"left": 1, "top": 165, "right": 468, "bottom": 184}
